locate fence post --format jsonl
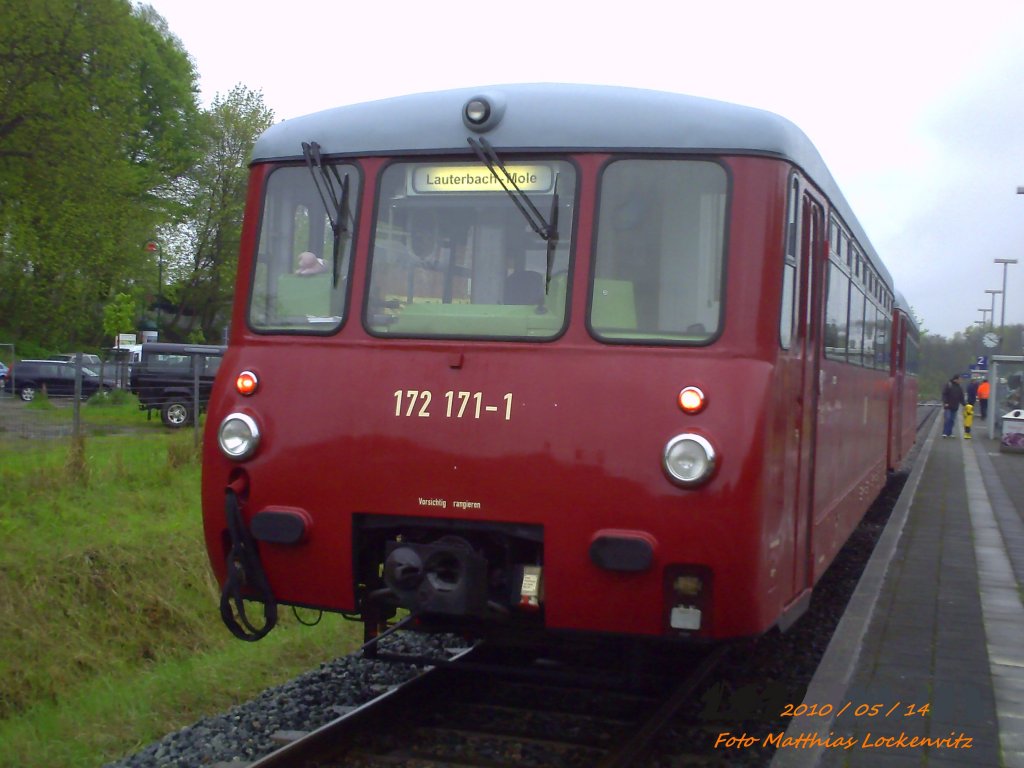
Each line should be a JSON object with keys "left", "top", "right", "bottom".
{"left": 194, "top": 354, "right": 201, "bottom": 450}
{"left": 73, "top": 352, "right": 82, "bottom": 438}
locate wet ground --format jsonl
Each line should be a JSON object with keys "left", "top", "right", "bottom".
{"left": 0, "top": 393, "right": 157, "bottom": 441}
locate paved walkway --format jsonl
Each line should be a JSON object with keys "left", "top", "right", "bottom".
{"left": 772, "top": 414, "right": 1024, "bottom": 767}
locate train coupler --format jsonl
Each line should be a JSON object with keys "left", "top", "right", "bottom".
{"left": 383, "top": 535, "right": 489, "bottom": 617}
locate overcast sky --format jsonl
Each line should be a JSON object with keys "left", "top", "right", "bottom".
{"left": 143, "top": 0, "right": 1024, "bottom": 341}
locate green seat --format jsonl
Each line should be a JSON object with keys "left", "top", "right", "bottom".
{"left": 592, "top": 279, "right": 637, "bottom": 330}
{"left": 275, "top": 273, "right": 331, "bottom": 317}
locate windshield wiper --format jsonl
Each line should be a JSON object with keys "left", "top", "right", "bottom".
{"left": 302, "top": 141, "right": 350, "bottom": 288}
{"left": 467, "top": 137, "right": 560, "bottom": 292}
{"left": 545, "top": 175, "right": 559, "bottom": 293}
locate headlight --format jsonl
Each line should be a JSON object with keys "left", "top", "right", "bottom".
{"left": 663, "top": 433, "right": 716, "bottom": 488}
{"left": 218, "top": 413, "right": 260, "bottom": 461}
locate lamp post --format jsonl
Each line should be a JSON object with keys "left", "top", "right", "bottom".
{"left": 995, "top": 258, "right": 1018, "bottom": 354}
{"left": 978, "top": 308, "right": 991, "bottom": 327}
{"left": 985, "top": 289, "right": 1002, "bottom": 330}
{"left": 146, "top": 241, "right": 161, "bottom": 338}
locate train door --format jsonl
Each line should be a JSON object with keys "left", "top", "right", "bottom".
{"left": 888, "top": 313, "right": 905, "bottom": 467}
{"left": 781, "top": 179, "right": 826, "bottom": 618}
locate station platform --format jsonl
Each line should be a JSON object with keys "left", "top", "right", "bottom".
{"left": 771, "top": 410, "right": 1024, "bottom": 768}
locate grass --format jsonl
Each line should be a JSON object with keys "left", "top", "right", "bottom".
{"left": 3, "top": 389, "right": 165, "bottom": 433}
{"left": 0, "top": 407, "right": 363, "bottom": 768}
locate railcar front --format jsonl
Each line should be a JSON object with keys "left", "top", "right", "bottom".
{"left": 201, "top": 85, "right": 855, "bottom": 645}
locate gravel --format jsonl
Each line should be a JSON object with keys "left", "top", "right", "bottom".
{"left": 103, "top": 632, "right": 457, "bottom": 768}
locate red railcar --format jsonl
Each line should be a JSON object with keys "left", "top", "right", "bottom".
{"left": 201, "top": 85, "right": 917, "bottom": 643}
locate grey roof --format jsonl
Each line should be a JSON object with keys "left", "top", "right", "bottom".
{"left": 252, "top": 83, "right": 890, "bottom": 288}
{"left": 894, "top": 291, "right": 922, "bottom": 334}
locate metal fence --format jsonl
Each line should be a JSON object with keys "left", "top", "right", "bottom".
{"left": 0, "top": 351, "right": 210, "bottom": 444}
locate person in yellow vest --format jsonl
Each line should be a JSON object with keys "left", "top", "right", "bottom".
{"left": 963, "top": 403, "right": 974, "bottom": 439}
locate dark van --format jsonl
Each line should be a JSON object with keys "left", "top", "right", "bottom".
{"left": 3, "top": 359, "right": 112, "bottom": 402}
{"left": 129, "top": 343, "right": 226, "bottom": 427}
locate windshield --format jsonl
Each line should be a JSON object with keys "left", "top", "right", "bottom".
{"left": 365, "top": 160, "right": 576, "bottom": 339}
{"left": 591, "top": 159, "right": 727, "bottom": 343}
{"left": 248, "top": 164, "right": 359, "bottom": 332}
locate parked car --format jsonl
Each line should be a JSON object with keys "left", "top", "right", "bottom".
{"left": 0, "top": 361, "right": 8, "bottom": 390}
{"left": 50, "top": 352, "right": 103, "bottom": 366}
{"left": 3, "top": 359, "right": 112, "bottom": 401}
{"left": 129, "top": 343, "right": 226, "bottom": 427}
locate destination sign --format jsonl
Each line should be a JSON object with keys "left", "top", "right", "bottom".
{"left": 411, "top": 164, "right": 553, "bottom": 194}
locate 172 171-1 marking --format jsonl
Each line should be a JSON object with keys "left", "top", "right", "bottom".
{"left": 393, "top": 390, "right": 513, "bottom": 421}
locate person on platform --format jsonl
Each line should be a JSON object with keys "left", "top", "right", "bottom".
{"left": 941, "top": 375, "right": 964, "bottom": 438}
{"left": 977, "top": 379, "right": 991, "bottom": 420}
{"left": 963, "top": 403, "right": 974, "bottom": 440}
{"left": 966, "top": 377, "right": 979, "bottom": 408}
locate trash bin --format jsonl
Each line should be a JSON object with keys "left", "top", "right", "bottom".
{"left": 1000, "top": 409, "right": 1024, "bottom": 453}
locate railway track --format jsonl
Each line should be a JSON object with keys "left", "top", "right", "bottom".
{"left": 918, "top": 401, "right": 941, "bottom": 431}
{"left": 235, "top": 640, "right": 727, "bottom": 768}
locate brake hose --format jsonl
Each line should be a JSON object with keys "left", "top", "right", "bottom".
{"left": 220, "top": 488, "right": 278, "bottom": 641}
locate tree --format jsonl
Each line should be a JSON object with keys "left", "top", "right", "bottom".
{"left": 102, "top": 292, "right": 138, "bottom": 344}
{"left": 0, "top": 0, "right": 201, "bottom": 349}
{"left": 161, "top": 85, "right": 274, "bottom": 342}
{"left": 916, "top": 322, "right": 1024, "bottom": 401}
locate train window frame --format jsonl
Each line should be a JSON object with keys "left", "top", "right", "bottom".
{"left": 847, "top": 285, "right": 867, "bottom": 366}
{"left": 822, "top": 209, "right": 897, "bottom": 370}
{"left": 863, "top": 299, "right": 877, "bottom": 368}
{"left": 824, "top": 258, "right": 850, "bottom": 362}
{"left": 363, "top": 156, "right": 579, "bottom": 342}
{"left": 876, "top": 311, "right": 891, "bottom": 369}
{"left": 779, "top": 175, "right": 801, "bottom": 350}
{"left": 588, "top": 156, "right": 730, "bottom": 346}
{"left": 246, "top": 162, "right": 362, "bottom": 336}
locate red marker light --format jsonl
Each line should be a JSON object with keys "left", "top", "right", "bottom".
{"left": 236, "top": 370, "right": 258, "bottom": 396}
{"left": 677, "top": 386, "right": 706, "bottom": 414}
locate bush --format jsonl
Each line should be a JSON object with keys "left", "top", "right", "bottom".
{"left": 166, "top": 432, "right": 202, "bottom": 468}
{"left": 25, "top": 389, "right": 53, "bottom": 409}
{"left": 88, "top": 388, "right": 136, "bottom": 407}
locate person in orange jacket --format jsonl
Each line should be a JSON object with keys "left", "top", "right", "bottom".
{"left": 977, "top": 379, "right": 991, "bottom": 420}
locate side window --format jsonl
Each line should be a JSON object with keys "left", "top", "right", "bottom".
{"left": 876, "top": 313, "right": 890, "bottom": 370}
{"left": 250, "top": 164, "right": 359, "bottom": 333}
{"left": 780, "top": 177, "right": 800, "bottom": 349}
{"left": 150, "top": 354, "right": 190, "bottom": 373}
{"left": 824, "top": 261, "right": 849, "bottom": 360}
{"left": 591, "top": 159, "right": 726, "bottom": 342}
{"left": 848, "top": 286, "right": 866, "bottom": 366}
{"left": 862, "top": 299, "right": 876, "bottom": 369}
{"left": 204, "top": 356, "right": 223, "bottom": 376}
